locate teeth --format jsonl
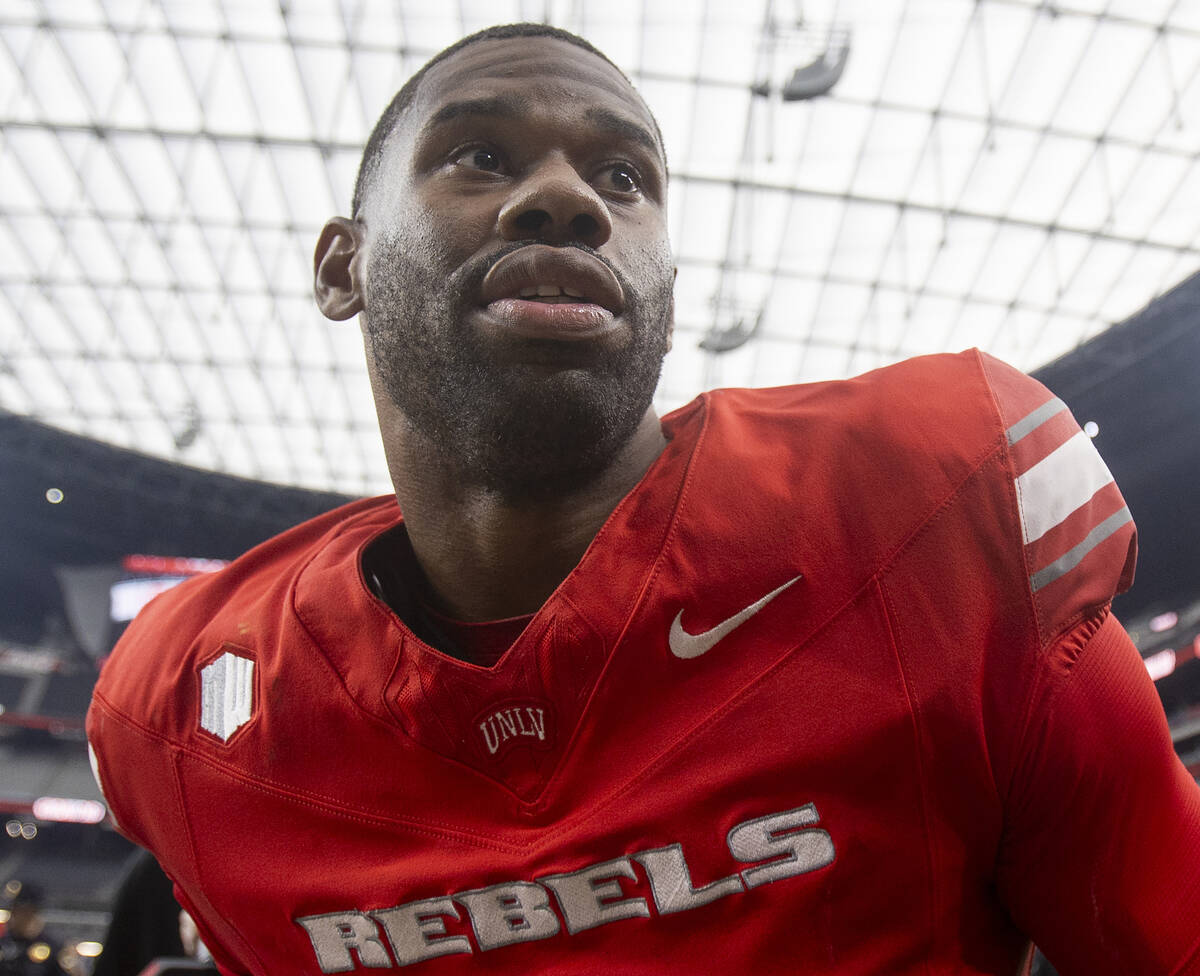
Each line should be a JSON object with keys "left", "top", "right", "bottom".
{"left": 515, "top": 284, "right": 589, "bottom": 300}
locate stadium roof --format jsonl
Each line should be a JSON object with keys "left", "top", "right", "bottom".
{"left": 2, "top": 0, "right": 1199, "bottom": 494}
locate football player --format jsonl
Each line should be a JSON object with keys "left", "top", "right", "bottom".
{"left": 87, "top": 22, "right": 1200, "bottom": 976}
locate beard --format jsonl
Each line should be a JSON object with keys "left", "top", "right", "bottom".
{"left": 363, "top": 235, "right": 674, "bottom": 504}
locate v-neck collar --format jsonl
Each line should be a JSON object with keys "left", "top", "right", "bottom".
{"left": 291, "top": 398, "right": 707, "bottom": 803}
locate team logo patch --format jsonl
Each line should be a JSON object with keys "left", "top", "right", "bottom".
{"left": 199, "top": 645, "right": 256, "bottom": 742}
{"left": 473, "top": 699, "right": 555, "bottom": 760}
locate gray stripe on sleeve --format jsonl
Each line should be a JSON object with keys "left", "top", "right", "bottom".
{"left": 1006, "top": 397, "right": 1067, "bottom": 445}
{"left": 1029, "top": 507, "right": 1133, "bottom": 592}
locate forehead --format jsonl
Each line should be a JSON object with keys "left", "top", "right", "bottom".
{"left": 404, "top": 36, "right": 659, "bottom": 151}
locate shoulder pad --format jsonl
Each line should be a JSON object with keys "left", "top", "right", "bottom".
{"left": 982, "top": 352, "right": 1136, "bottom": 643}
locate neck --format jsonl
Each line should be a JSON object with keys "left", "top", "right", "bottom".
{"left": 383, "top": 407, "right": 666, "bottom": 622}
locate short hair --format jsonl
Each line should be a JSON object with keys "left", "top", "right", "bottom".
{"left": 351, "top": 23, "right": 661, "bottom": 217}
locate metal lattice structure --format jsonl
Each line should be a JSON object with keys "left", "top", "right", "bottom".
{"left": 2, "top": 0, "right": 1198, "bottom": 494}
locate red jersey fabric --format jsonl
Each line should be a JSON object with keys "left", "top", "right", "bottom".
{"left": 413, "top": 604, "right": 534, "bottom": 669}
{"left": 86, "top": 350, "right": 1200, "bottom": 975}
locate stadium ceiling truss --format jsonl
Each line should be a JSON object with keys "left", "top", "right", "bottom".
{"left": 1, "top": 0, "right": 1198, "bottom": 494}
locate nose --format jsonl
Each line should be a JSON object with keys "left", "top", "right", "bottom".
{"left": 497, "top": 155, "right": 613, "bottom": 249}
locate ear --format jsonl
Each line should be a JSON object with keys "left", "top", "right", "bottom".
{"left": 314, "top": 217, "right": 365, "bottom": 321}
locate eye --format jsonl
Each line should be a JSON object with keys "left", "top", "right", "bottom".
{"left": 453, "top": 146, "right": 504, "bottom": 173}
{"left": 598, "top": 162, "right": 641, "bottom": 194}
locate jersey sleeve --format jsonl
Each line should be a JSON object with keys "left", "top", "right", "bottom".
{"left": 980, "top": 353, "right": 1200, "bottom": 972}
{"left": 996, "top": 612, "right": 1200, "bottom": 974}
{"left": 86, "top": 580, "right": 271, "bottom": 976}
{"left": 87, "top": 693, "right": 264, "bottom": 976}
{"left": 980, "top": 352, "right": 1135, "bottom": 645}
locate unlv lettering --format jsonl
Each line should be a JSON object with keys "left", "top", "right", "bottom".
{"left": 475, "top": 701, "right": 552, "bottom": 758}
{"left": 296, "top": 803, "right": 835, "bottom": 972}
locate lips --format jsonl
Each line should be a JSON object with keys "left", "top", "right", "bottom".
{"left": 480, "top": 245, "right": 624, "bottom": 314}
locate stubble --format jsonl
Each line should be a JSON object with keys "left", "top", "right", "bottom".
{"left": 363, "top": 235, "right": 674, "bottom": 503}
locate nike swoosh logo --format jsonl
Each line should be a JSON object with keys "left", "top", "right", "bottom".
{"left": 669, "top": 575, "right": 802, "bottom": 660}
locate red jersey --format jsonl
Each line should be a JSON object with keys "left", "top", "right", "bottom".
{"left": 86, "top": 351, "right": 1200, "bottom": 975}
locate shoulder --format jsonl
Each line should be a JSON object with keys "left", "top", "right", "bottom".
{"left": 686, "top": 350, "right": 1134, "bottom": 637}
{"left": 975, "top": 353, "right": 1136, "bottom": 643}
{"left": 695, "top": 349, "right": 1001, "bottom": 470}
{"left": 89, "top": 494, "right": 399, "bottom": 736}
{"left": 679, "top": 351, "right": 1006, "bottom": 564}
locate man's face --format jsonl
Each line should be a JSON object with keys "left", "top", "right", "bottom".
{"left": 356, "top": 35, "right": 674, "bottom": 501}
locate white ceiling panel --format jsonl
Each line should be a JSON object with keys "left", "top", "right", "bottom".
{"left": 1, "top": 0, "right": 1197, "bottom": 494}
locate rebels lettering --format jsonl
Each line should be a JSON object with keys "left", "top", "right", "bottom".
{"left": 297, "top": 803, "right": 835, "bottom": 972}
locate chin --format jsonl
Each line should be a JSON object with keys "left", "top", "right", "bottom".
{"left": 426, "top": 365, "right": 658, "bottom": 503}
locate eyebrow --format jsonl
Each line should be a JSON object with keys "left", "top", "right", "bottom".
{"left": 425, "top": 96, "right": 663, "bottom": 162}
{"left": 428, "top": 95, "right": 525, "bottom": 128}
{"left": 584, "top": 107, "right": 663, "bottom": 161}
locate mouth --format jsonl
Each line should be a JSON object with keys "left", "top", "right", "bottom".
{"left": 478, "top": 245, "right": 625, "bottom": 341}
{"left": 514, "top": 284, "right": 592, "bottom": 303}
